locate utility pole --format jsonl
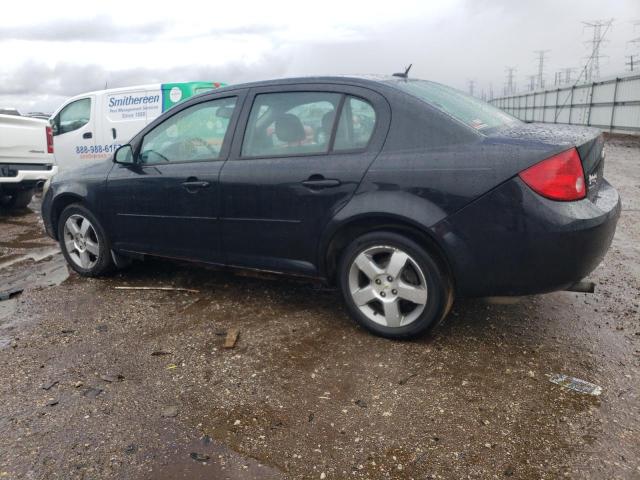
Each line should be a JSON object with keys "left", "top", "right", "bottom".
{"left": 504, "top": 67, "right": 517, "bottom": 95}
{"left": 582, "top": 19, "right": 613, "bottom": 82}
{"left": 526, "top": 75, "right": 536, "bottom": 91}
{"left": 627, "top": 54, "right": 638, "bottom": 71}
{"left": 533, "top": 50, "right": 550, "bottom": 89}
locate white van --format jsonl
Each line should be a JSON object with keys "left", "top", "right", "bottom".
{"left": 50, "top": 81, "right": 224, "bottom": 171}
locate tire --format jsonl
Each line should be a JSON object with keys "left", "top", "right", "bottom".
{"left": 338, "top": 231, "right": 452, "bottom": 339}
{"left": 2, "top": 189, "right": 34, "bottom": 209}
{"left": 57, "top": 204, "right": 113, "bottom": 276}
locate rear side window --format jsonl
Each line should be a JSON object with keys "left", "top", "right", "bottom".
{"left": 242, "top": 92, "right": 341, "bottom": 157}
{"left": 139, "top": 96, "right": 236, "bottom": 164}
{"left": 53, "top": 98, "right": 91, "bottom": 135}
{"left": 386, "top": 79, "right": 519, "bottom": 132}
{"left": 334, "top": 96, "right": 376, "bottom": 150}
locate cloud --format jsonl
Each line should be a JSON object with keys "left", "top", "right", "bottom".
{"left": 0, "top": 16, "right": 169, "bottom": 42}
{"left": 0, "top": 55, "right": 292, "bottom": 113}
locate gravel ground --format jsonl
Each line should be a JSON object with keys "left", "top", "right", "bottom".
{"left": 0, "top": 135, "right": 638, "bottom": 480}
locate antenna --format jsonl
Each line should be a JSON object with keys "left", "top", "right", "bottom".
{"left": 392, "top": 64, "right": 413, "bottom": 79}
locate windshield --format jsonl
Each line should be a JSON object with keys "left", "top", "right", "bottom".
{"left": 385, "top": 79, "right": 520, "bottom": 132}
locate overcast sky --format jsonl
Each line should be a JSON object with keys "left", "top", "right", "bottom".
{"left": 1, "top": 0, "right": 638, "bottom": 113}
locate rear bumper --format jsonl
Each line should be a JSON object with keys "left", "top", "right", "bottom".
{"left": 437, "top": 177, "right": 621, "bottom": 297}
{"left": 0, "top": 165, "right": 58, "bottom": 185}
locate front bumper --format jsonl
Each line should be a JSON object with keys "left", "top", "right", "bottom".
{"left": 437, "top": 177, "right": 621, "bottom": 297}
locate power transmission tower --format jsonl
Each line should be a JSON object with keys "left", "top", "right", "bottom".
{"left": 533, "top": 50, "right": 550, "bottom": 89}
{"left": 554, "top": 71, "right": 563, "bottom": 86}
{"left": 583, "top": 19, "right": 613, "bottom": 82}
{"left": 468, "top": 80, "right": 476, "bottom": 97}
{"left": 562, "top": 67, "right": 576, "bottom": 84}
{"left": 504, "top": 67, "right": 517, "bottom": 95}
{"left": 627, "top": 54, "right": 639, "bottom": 71}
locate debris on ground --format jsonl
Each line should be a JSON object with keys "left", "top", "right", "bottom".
{"left": 0, "top": 287, "right": 23, "bottom": 301}
{"left": 223, "top": 328, "right": 240, "bottom": 349}
{"left": 151, "top": 350, "right": 172, "bottom": 356}
{"left": 161, "top": 406, "right": 179, "bottom": 418}
{"left": 190, "top": 452, "right": 210, "bottom": 462}
{"left": 100, "top": 374, "right": 124, "bottom": 383}
{"left": 114, "top": 286, "right": 199, "bottom": 293}
{"left": 41, "top": 380, "right": 58, "bottom": 391}
{"left": 548, "top": 374, "right": 603, "bottom": 396}
{"left": 83, "top": 387, "right": 103, "bottom": 399}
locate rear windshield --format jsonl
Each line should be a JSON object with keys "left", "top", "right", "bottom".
{"left": 385, "top": 79, "right": 520, "bottom": 132}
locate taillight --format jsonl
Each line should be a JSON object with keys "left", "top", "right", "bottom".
{"left": 46, "top": 126, "right": 54, "bottom": 154}
{"left": 518, "top": 148, "right": 585, "bottom": 201}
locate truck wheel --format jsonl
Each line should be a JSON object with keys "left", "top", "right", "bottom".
{"left": 338, "top": 231, "right": 451, "bottom": 340}
{"left": 3, "top": 189, "right": 34, "bottom": 209}
{"left": 58, "top": 204, "right": 113, "bottom": 276}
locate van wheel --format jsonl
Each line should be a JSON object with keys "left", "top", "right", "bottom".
{"left": 58, "top": 204, "right": 113, "bottom": 276}
{"left": 2, "top": 189, "right": 34, "bottom": 209}
{"left": 338, "top": 231, "right": 451, "bottom": 339}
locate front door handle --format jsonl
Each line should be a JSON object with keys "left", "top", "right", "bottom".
{"left": 82, "top": 132, "right": 92, "bottom": 139}
{"left": 302, "top": 176, "right": 341, "bottom": 189}
{"left": 182, "top": 180, "right": 210, "bottom": 192}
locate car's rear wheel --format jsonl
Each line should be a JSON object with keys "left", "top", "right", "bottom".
{"left": 58, "top": 204, "right": 113, "bottom": 276}
{"left": 338, "top": 231, "right": 451, "bottom": 339}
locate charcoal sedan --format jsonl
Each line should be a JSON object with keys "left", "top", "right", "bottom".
{"left": 41, "top": 76, "right": 621, "bottom": 339}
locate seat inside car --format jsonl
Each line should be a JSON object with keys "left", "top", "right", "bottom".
{"left": 274, "top": 113, "right": 306, "bottom": 146}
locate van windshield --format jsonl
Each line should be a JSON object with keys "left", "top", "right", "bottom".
{"left": 385, "top": 79, "right": 520, "bottom": 132}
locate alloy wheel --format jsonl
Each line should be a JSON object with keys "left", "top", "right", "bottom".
{"left": 63, "top": 214, "right": 100, "bottom": 269}
{"left": 348, "top": 245, "right": 428, "bottom": 328}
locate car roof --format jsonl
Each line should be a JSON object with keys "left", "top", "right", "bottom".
{"left": 199, "top": 75, "right": 415, "bottom": 94}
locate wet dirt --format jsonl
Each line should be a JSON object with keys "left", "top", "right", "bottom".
{"left": 0, "top": 136, "right": 638, "bottom": 479}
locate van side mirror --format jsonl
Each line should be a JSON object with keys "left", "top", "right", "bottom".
{"left": 114, "top": 144, "right": 134, "bottom": 164}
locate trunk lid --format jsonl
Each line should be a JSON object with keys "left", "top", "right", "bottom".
{"left": 486, "top": 122, "right": 605, "bottom": 200}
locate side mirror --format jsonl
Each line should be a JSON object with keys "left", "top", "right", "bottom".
{"left": 114, "top": 144, "right": 134, "bottom": 164}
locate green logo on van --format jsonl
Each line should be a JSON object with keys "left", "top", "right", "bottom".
{"left": 161, "top": 82, "right": 226, "bottom": 111}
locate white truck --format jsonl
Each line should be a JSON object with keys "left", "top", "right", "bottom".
{"left": 50, "top": 81, "right": 224, "bottom": 172}
{"left": 0, "top": 114, "right": 57, "bottom": 209}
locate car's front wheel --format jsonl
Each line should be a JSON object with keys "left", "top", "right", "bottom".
{"left": 58, "top": 204, "right": 113, "bottom": 276}
{"left": 338, "top": 231, "right": 452, "bottom": 339}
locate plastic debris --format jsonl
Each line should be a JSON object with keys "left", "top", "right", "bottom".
{"left": 548, "top": 373, "right": 602, "bottom": 396}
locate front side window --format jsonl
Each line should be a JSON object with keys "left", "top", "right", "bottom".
{"left": 242, "top": 92, "right": 341, "bottom": 157}
{"left": 53, "top": 98, "right": 91, "bottom": 136}
{"left": 139, "top": 96, "right": 236, "bottom": 164}
{"left": 334, "top": 96, "right": 376, "bottom": 150}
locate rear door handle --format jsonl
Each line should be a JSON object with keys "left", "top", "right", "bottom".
{"left": 182, "top": 180, "right": 210, "bottom": 192}
{"left": 302, "top": 177, "right": 341, "bottom": 189}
